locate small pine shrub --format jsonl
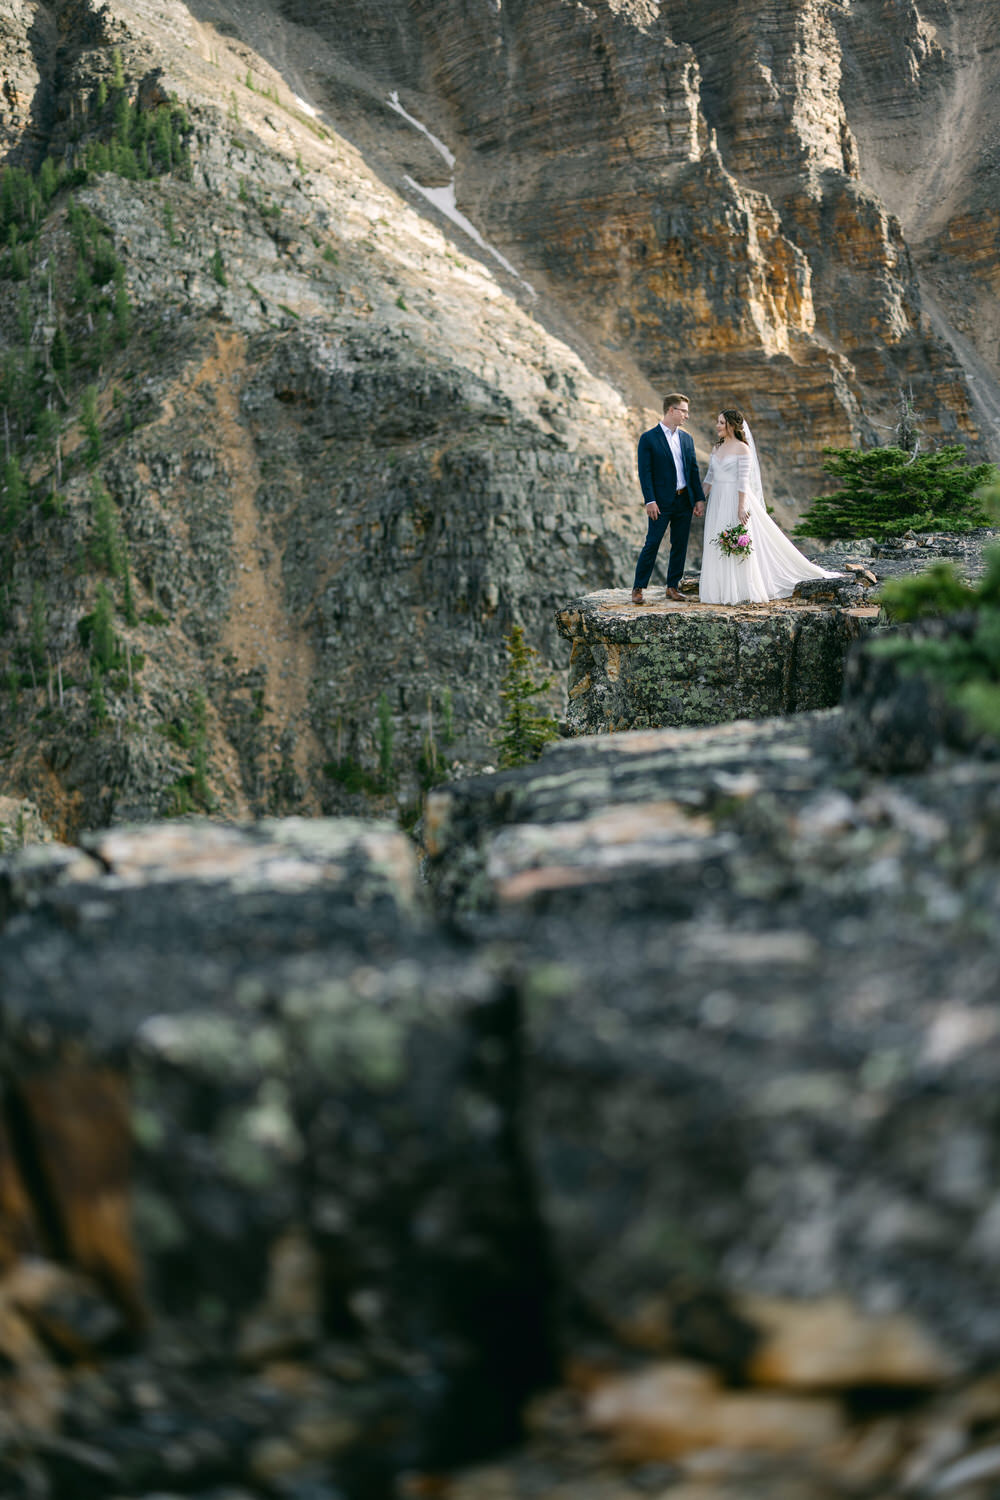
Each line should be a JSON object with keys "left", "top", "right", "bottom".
{"left": 90, "top": 581, "right": 117, "bottom": 669}
{"left": 324, "top": 756, "right": 382, "bottom": 796}
{"left": 8, "top": 242, "right": 29, "bottom": 280}
{"left": 51, "top": 324, "right": 71, "bottom": 381}
{"left": 494, "top": 625, "right": 559, "bottom": 768}
{"left": 81, "top": 384, "right": 101, "bottom": 464}
{"left": 90, "top": 478, "right": 122, "bottom": 574}
{"left": 29, "top": 581, "right": 46, "bottom": 670}
{"left": 90, "top": 239, "right": 119, "bottom": 286}
{"left": 873, "top": 541, "right": 1000, "bottom": 738}
{"left": 797, "top": 445, "right": 998, "bottom": 541}
{"left": 876, "top": 563, "right": 978, "bottom": 622}
{"left": 440, "top": 686, "right": 455, "bottom": 745}
{"left": 72, "top": 254, "right": 92, "bottom": 306}
{"left": 38, "top": 157, "right": 59, "bottom": 203}
{"left": 376, "top": 691, "right": 395, "bottom": 789}
{"left": 1, "top": 455, "right": 27, "bottom": 530}
{"left": 210, "top": 247, "right": 227, "bottom": 286}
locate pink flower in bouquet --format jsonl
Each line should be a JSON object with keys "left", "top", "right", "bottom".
{"left": 713, "top": 521, "right": 753, "bottom": 559}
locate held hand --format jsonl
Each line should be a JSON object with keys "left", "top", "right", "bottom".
{"left": 645, "top": 501, "right": 660, "bottom": 520}
{"left": 693, "top": 502, "right": 705, "bottom": 518}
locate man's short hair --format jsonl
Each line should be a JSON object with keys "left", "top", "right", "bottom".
{"left": 662, "top": 392, "right": 689, "bottom": 413}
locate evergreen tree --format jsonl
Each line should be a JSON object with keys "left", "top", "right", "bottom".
{"left": 90, "top": 478, "right": 122, "bottom": 575}
{"left": 1, "top": 455, "right": 27, "bottom": 530}
{"left": 81, "top": 384, "right": 101, "bottom": 464}
{"left": 90, "top": 581, "right": 117, "bottom": 670}
{"left": 796, "top": 445, "right": 997, "bottom": 541}
{"left": 29, "top": 581, "right": 46, "bottom": 670}
{"left": 494, "top": 624, "right": 560, "bottom": 768}
{"left": 38, "top": 158, "right": 59, "bottom": 204}
{"left": 51, "top": 323, "right": 71, "bottom": 383}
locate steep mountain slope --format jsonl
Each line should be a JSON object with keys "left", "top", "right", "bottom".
{"left": 0, "top": 0, "right": 641, "bottom": 832}
{"left": 1, "top": 0, "right": 997, "bottom": 832}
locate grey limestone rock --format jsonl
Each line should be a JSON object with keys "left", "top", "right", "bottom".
{"left": 0, "top": 819, "right": 553, "bottom": 1493}
{"left": 555, "top": 586, "right": 878, "bottom": 735}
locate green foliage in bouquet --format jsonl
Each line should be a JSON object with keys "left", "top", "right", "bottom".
{"left": 873, "top": 510, "right": 1000, "bottom": 738}
{"left": 795, "top": 445, "right": 997, "bottom": 541}
{"left": 495, "top": 625, "right": 559, "bottom": 768}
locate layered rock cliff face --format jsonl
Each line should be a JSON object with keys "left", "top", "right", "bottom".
{"left": 1, "top": 0, "right": 998, "bottom": 830}
{"left": 306, "top": 0, "right": 1000, "bottom": 482}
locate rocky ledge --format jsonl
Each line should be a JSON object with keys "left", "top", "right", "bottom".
{"left": 556, "top": 581, "right": 878, "bottom": 734}
{"left": 556, "top": 532, "right": 999, "bottom": 736}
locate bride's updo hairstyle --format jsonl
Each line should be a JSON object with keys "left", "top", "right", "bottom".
{"left": 716, "top": 407, "right": 747, "bottom": 445}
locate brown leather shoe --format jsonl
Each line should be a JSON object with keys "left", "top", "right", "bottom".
{"left": 631, "top": 588, "right": 645, "bottom": 605}
{"left": 664, "top": 587, "right": 688, "bottom": 603}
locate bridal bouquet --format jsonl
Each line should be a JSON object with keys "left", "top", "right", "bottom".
{"left": 714, "top": 521, "right": 753, "bottom": 560}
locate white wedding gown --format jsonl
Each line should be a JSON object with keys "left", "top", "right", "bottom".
{"left": 699, "top": 451, "right": 837, "bottom": 605}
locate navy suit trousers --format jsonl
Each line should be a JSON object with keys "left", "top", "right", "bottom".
{"left": 632, "top": 492, "right": 693, "bottom": 591}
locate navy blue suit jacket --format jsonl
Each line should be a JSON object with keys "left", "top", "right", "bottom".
{"left": 637, "top": 425, "right": 707, "bottom": 511}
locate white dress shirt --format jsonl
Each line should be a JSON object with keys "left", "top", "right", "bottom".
{"left": 659, "top": 422, "right": 686, "bottom": 492}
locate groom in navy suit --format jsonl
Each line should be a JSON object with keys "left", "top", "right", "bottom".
{"left": 631, "top": 392, "right": 706, "bottom": 604}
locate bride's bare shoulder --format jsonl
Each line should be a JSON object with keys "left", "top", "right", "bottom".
{"left": 734, "top": 440, "right": 751, "bottom": 453}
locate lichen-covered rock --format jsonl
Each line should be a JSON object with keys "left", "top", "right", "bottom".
{"left": 555, "top": 587, "right": 877, "bottom": 734}
{"left": 3, "top": 741, "right": 1000, "bottom": 1494}
{"left": 425, "top": 710, "right": 1000, "bottom": 1384}
{"left": 0, "top": 797, "right": 55, "bottom": 852}
{"left": 0, "top": 819, "right": 553, "bottom": 1493}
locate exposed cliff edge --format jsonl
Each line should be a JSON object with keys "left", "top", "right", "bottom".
{"left": 556, "top": 530, "right": 998, "bottom": 733}
{"left": 557, "top": 584, "right": 878, "bottom": 734}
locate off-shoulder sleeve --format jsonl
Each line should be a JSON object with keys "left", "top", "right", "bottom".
{"left": 704, "top": 453, "right": 715, "bottom": 490}
{"left": 737, "top": 454, "right": 750, "bottom": 489}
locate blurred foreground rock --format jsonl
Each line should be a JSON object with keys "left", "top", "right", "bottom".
{"left": 2, "top": 692, "right": 1000, "bottom": 1495}
{"left": 0, "top": 819, "right": 553, "bottom": 1497}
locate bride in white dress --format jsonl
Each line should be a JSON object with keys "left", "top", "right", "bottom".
{"left": 699, "top": 408, "right": 838, "bottom": 605}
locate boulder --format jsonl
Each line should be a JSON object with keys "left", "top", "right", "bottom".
{"left": 0, "top": 819, "right": 554, "bottom": 1493}
{"left": 426, "top": 710, "right": 1000, "bottom": 1380}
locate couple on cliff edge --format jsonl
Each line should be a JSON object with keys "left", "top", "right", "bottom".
{"left": 631, "top": 393, "right": 837, "bottom": 606}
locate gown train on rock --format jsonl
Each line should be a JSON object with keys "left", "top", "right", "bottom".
{"left": 698, "top": 451, "right": 837, "bottom": 605}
